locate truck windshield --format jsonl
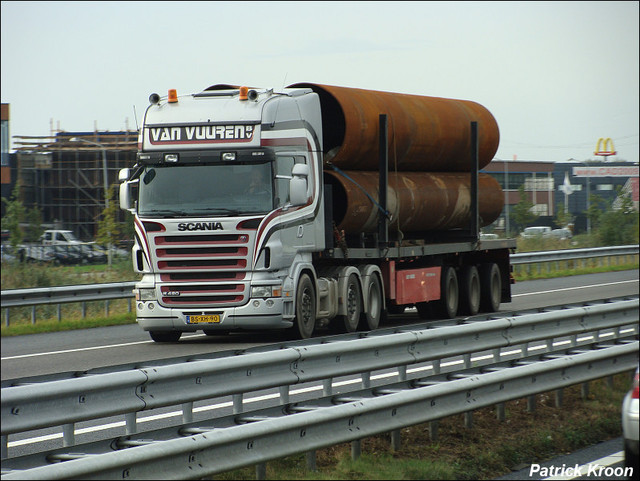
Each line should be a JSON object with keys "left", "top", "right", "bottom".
{"left": 138, "top": 163, "right": 274, "bottom": 216}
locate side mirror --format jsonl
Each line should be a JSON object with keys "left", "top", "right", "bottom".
{"left": 118, "top": 168, "right": 130, "bottom": 183}
{"left": 289, "top": 164, "right": 310, "bottom": 206}
{"left": 119, "top": 182, "right": 131, "bottom": 211}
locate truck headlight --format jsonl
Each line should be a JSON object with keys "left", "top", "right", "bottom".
{"left": 135, "top": 288, "right": 156, "bottom": 301}
{"left": 251, "top": 286, "right": 281, "bottom": 298}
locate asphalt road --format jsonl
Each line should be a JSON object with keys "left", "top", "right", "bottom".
{"left": 2, "top": 269, "right": 638, "bottom": 381}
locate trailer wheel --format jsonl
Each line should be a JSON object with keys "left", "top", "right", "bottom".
{"left": 334, "top": 274, "right": 362, "bottom": 333}
{"left": 479, "top": 263, "right": 502, "bottom": 312}
{"left": 434, "top": 266, "right": 458, "bottom": 319}
{"left": 293, "top": 273, "right": 316, "bottom": 339}
{"left": 360, "top": 274, "right": 382, "bottom": 331}
{"left": 459, "top": 265, "right": 481, "bottom": 316}
{"left": 149, "top": 331, "right": 182, "bottom": 343}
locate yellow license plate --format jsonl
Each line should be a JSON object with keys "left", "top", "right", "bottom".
{"left": 186, "top": 314, "right": 221, "bottom": 324}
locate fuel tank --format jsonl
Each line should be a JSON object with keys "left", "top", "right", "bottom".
{"left": 288, "top": 83, "right": 499, "bottom": 172}
{"left": 324, "top": 170, "right": 504, "bottom": 234}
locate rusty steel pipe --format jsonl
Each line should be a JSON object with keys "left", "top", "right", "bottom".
{"left": 325, "top": 170, "right": 504, "bottom": 234}
{"left": 288, "top": 83, "right": 500, "bottom": 172}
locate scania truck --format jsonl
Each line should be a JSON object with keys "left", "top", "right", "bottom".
{"left": 119, "top": 83, "right": 515, "bottom": 342}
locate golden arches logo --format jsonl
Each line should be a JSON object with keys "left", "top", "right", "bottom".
{"left": 594, "top": 137, "right": 617, "bottom": 156}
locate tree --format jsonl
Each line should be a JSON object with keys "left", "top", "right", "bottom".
{"left": 96, "top": 185, "right": 121, "bottom": 265}
{"left": 511, "top": 185, "right": 538, "bottom": 232}
{"left": 25, "top": 206, "right": 44, "bottom": 242}
{"left": 1, "top": 181, "right": 25, "bottom": 251}
{"left": 585, "top": 193, "right": 607, "bottom": 232}
{"left": 554, "top": 208, "right": 572, "bottom": 229}
{"left": 596, "top": 187, "right": 639, "bottom": 246}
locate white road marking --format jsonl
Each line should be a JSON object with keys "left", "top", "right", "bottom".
{"left": 511, "top": 279, "right": 638, "bottom": 298}
{"left": 0, "top": 333, "right": 205, "bottom": 360}
{"left": 541, "top": 450, "right": 625, "bottom": 480}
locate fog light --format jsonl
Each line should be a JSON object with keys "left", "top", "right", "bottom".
{"left": 266, "top": 299, "right": 274, "bottom": 307}
{"left": 253, "top": 300, "right": 260, "bottom": 308}
{"left": 138, "top": 302, "right": 144, "bottom": 310}
{"left": 148, "top": 303, "right": 155, "bottom": 310}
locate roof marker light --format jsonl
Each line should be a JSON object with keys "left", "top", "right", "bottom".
{"left": 168, "top": 89, "right": 178, "bottom": 103}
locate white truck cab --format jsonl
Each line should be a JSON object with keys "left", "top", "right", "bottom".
{"left": 40, "top": 230, "right": 81, "bottom": 246}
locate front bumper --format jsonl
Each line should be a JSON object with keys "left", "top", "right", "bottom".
{"left": 136, "top": 297, "right": 292, "bottom": 332}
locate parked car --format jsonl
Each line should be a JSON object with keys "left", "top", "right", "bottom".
{"left": 520, "top": 226, "right": 552, "bottom": 238}
{"left": 550, "top": 228, "right": 572, "bottom": 240}
{"left": 19, "top": 244, "right": 83, "bottom": 265}
{"left": 480, "top": 233, "right": 499, "bottom": 240}
{"left": 48, "top": 245, "right": 84, "bottom": 265}
{"left": 80, "top": 244, "right": 108, "bottom": 264}
{"left": 622, "top": 367, "right": 639, "bottom": 473}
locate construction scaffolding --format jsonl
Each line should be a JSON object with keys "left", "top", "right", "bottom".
{"left": 12, "top": 131, "right": 138, "bottom": 241}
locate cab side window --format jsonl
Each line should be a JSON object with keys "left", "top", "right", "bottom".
{"left": 275, "top": 155, "right": 307, "bottom": 207}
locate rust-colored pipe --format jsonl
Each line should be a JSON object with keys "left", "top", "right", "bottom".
{"left": 288, "top": 83, "right": 499, "bottom": 172}
{"left": 325, "top": 170, "right": 504, "bottom": 234}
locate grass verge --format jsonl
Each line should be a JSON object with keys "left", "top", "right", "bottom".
{"left": 211, "top": 373, "right": 633, "bottom": 480}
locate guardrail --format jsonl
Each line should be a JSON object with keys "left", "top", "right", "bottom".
{"left": 4, "top": 345, "right": 636, "bottom": 480}
{"left": 511, "top": 244, "right": 639, "bottom": 276}
{"left": 1, "top": 245, "right": 638, "bottom": 326}
{"left": 1, "top": 298, "right": 638, "bottom": 479}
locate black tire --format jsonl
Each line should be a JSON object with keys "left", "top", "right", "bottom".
{"left": 479, "top": 263, "right": 502, "bottom": 312}
{"left": 360, "top": 274, "right": 382, "bottom": 331}
{"left": 293, "top": 273, "right": 316, "bottom": 339}
{"left": 625, "top": 442, "right": 639, "bottom": 476}
{"left": 434, "top": 266, "right": 458, "bottom": 319}
{"left": 149, "top": 331, "right": 182, "bottom": 343}
{"left": 334, "top": 274, "right": 362, "bottom": 333}
{"left": 459, "top": 265, "right": 481, "bottom": 316}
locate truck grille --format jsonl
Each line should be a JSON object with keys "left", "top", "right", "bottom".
{"left": 151, "top": 232, "right": 253, "bottom": 307}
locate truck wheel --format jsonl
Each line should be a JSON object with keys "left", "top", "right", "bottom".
{"left": 434, "top": 266, "right": 458, "bottom": 319}
{"left": 479, "top": 263, "right": 501, "bottom": 312}
{"left": 293, "top": 273, "right": 316, "bottom": 339}
{"left": 360, "top": 274, "right": 382, "bottom": 331}
{"left": 459, "top": 265, "right": 480, "bottom": 316}
{"left": 149, "top": 331, "right": 182, "bottom": 342}
{"left": 334, "top": 274, "right": 362, "bottom": 333}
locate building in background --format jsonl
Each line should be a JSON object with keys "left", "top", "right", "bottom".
{"left": 482, "top": 160, "right": 556, "bottom": 235}
{"left": 11, "top": 131, "right": 137, "bottom": 240}
{"left": 482, "top": 159, "right": 639, "bottom": 235}
{"left": 553, "top": 161, "right": 639, "bottom": 233}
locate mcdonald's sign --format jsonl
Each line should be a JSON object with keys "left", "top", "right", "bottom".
{"left": 594, "top": 137, "right": 617, "bottom": 156}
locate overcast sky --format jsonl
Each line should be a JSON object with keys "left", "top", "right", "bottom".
{"left": 1, "top": 1, "right": 638, "bottom": 162}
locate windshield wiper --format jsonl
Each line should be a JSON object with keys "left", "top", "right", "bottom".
{"left": 190, "top": 208, "right": 244, "bottom": 216}
{"left": 142, "top": 209, "right": 190, "bottom": 217}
